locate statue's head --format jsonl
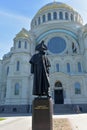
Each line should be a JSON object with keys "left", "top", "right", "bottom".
{"left": 35, "top": 40, "right": 47, "bottom": 52}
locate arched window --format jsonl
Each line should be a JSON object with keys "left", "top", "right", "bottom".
{"left": 71, "top": 14, "right": 74, "bottom": 21}
{"left": 4, "top": 87, "right": 6, "bottom": 97}
{"left": 67, "top": 63, "right": 70, "bottom": 73}
{"left": 38, "top": 17, "right": 41, "bottom": 25}
{"left": 72, "top": 42, "right": 77, "bottom": 53}
{"left": 24, "top": 41, "right": 27, "bottom": 49}
{"left": 78, "top": 62, "right": 82, "bottom": 72}
{"left": 53, "top": 12, "right": 57, "bottom": 20}
{"left": 18, "top": 41, "right": 21, "bottom": 48}
{"left": 7, "top": 66, "right": 9, "bottom": 75}
{"left": 56, "top": 64, "right": 59, "bottom": 72}
{"left": 55, "top": 81, "right": 62, "bottom": 87}
{"left": 65, "top": 12, "right": 69, "bottom": 20}
{"left": 16, "top": 61, "right": 20, "bottom": 71}
{"left": 35, "top": 20, "right": 37, "bottom": 25}
{"left": 59, "top": 12, "right": 63, "bottom": 19}
{"left": 42, "top": 15, "right": 46, "bottom": 22}
{"left": 74, "top": 82, "right": 81, "bottom": 94}
{"left": 48, "top": 13, "right": 51, "bottom": 21}
{"left": 14, "top": 83, "right": 20, "bottom": 95}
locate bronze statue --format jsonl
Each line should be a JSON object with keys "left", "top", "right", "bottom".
{"left": 29, "top": 41, "right": 51, "bottom": 97}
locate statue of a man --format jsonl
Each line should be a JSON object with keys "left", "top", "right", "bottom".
{"left": 29, "top": 40, "right": 51, "bottom": 97}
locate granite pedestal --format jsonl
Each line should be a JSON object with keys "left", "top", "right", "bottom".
{"left": 32, "top": 97, "right": 53, "bottom": 130}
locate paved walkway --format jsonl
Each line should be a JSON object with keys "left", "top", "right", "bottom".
{"left": 0, "top": 116, "right": 32, "bottom": 130}
{"left": 0, "top": 113, "right": 87, "bottom": 130}
{"left": 54, "top": 114, "right": 87, "bottom": 130}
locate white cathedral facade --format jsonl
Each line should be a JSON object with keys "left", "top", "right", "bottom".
{"left": 0, "top": 2, "right": 87, "bottom": 113}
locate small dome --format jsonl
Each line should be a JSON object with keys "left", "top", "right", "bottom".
{"left": 14, "top": 28, "right": 29, "bottom": 40}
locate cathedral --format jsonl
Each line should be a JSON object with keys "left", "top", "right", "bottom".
{"left": 0, "top": 2, "right": 87, "bottom": 113}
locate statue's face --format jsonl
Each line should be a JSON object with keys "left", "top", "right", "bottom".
{"left": 39, "top": 50, "right": 44, "bottom": 52}
{"left": 39, "top": 50, "right": 46, "bottom": 54}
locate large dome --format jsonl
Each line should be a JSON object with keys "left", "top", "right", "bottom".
{"left": 37, "top": 2, "right": 74, "bottom": 15}
{"left": 31, "top": 2, "right": 83, "bottom": 29}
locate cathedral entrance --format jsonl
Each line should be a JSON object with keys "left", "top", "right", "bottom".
{"left": 54, "top": 81, "right": 64, "bottom": 104}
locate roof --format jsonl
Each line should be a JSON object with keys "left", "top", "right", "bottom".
{"left": 36, "top": 2, "right": 74, "bottom": 15}
{"left": 14, "top": 28, "right": 29, "bottom": 40}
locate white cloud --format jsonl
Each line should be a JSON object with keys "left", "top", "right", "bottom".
{"left": 0, "top": 10, "right": 31, "bottom": 23}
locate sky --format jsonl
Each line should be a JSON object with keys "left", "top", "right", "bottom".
{"left": 0, "top": 0, "right": 87, "bottom": 59}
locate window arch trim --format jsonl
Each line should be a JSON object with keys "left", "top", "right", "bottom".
{"left": 67, "top": 63, "right": 70, "bottom": 73}
{"left": 65, "top": 12, "right": 69, "bottom": 20}
{"left": 16, "top": 61, "right": 20, "bottom": 71}
{"left": 18, "top": 41, "right": 21, "bottom": 48}
{"left": 53, "top": 12, "right": 57, "bottom": 20}
{"left": 42, "top": 15, "right": 46, "bottom": 22}
{"left": 14, "top": 83, "right": 20, "bottom": 95}
{"left": 55, "top": 81, "right": 62, "bottom": 88}
{"left": 78, "top": 62, "right": 82, "bottom": 72}
{"left": 59, "top": 11, "right": 63, "bottom": 19}
{"left": 48, "top": 13, "right": 51, "bottom": 21}
{"left": 74, "top": 82, "right": 81, "bottom": 94}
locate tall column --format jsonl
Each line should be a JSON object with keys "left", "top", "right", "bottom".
{"left": 21, "top": 77, "right": 29, "bottom": 104}
{"left": 64, "top": 83, "right": 71, "bottom": 104}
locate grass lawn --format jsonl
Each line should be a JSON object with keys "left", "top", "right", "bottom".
{"left": 0, "top": 118, "right": 5, "bottom": 121}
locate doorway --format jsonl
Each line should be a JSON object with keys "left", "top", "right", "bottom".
{"left": 54, "top": 81, "right": 64, "bottom": 104}
{"left": 54, "top": 89, "right": 64, "bottom": 104}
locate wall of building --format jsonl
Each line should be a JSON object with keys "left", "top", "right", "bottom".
{"left": 0, "top": 3, "right": 87, "bottom": 113}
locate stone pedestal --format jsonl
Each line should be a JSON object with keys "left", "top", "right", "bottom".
{"left": 32, "top": 97, "right": 53, "bottom": 130}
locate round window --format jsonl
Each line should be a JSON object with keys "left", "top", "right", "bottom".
{"left": 47, "top": 37, "right": 66, "bottom": 54}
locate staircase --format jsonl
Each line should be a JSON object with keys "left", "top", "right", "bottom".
{"left": 54, "top": 104, "right": 74, "bottom": 114}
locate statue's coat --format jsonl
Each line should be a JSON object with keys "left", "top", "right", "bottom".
{"left": 30, "top": 51, "right": 50, "bottom": 96}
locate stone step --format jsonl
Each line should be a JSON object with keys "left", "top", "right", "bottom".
{"left": 54, "top": 104, "right": 74, "bottom": 114}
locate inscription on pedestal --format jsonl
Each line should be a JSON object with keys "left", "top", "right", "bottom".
{"left": 35, "top": 105, "right": 48, "bottom": 110}
{"left": 32, "top": 98, "right": 53, "bottom": 130}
